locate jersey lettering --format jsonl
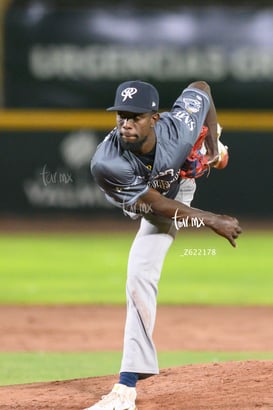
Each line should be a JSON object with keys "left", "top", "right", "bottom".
{"left": 156, "top": 168, "right": 175, "bottom": 178}
{"left": 149, "top": 169, "right": 180, "bottom": 194}
{"left": 173, "top": 111, "right": 195, "bottom": 131}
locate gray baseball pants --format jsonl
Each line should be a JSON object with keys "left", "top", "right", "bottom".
{"left": 120, "top": 179, "right": 196, "bottom": 377}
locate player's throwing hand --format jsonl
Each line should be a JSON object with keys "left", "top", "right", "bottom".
{"left": 210, "top": 215, "right": 242, "bottom": 248}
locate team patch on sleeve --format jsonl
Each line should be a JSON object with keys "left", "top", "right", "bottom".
{"left": 183, "top": 96, "right": 202, "bottom": 114}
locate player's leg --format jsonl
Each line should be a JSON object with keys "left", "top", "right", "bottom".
{"left": 82, "top": 179, "right": 195, "bottom": 409}
{"left": 120, "top": 215, "right": 175, "bottom": 377}
{"left": 120, "top": 178, "right": 196, "bottom": 378}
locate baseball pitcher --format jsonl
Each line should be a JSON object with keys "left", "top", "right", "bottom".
{"left": 83, "top": 80, "right": 242, "bottom": 410}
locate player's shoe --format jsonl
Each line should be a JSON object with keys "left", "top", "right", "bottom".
{"left": 83, "top": 383, "right": 137, "bottom": 410}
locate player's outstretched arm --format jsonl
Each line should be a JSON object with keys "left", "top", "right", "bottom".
{"left": 137, "top": 188, "right": 242, "bottom": 248}
{"left": 188, "top": 80, "right": 219, "bottom": 165}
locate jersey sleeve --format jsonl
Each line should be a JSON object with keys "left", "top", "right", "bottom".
{"left": 171, "top": 87, "right": 211, "bottom": 141}
{"left": 91, "top": 157, "right": 149, "bottom": 208}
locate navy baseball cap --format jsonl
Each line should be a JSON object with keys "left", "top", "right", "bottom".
{"left": 107, "top": 80, "right": 159, "bottom": 113}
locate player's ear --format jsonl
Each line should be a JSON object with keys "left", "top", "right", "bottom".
{"left": 151, "top": 112, "right": 160, "bottom": 125}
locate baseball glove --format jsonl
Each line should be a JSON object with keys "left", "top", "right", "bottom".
{"left": 180, "top": 125, "right": 209, "bottom": 178}
{"left": 180, "top": 124, "right": 229, "bottom": 179}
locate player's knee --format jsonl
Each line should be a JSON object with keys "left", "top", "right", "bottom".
{"left": 126, "top": 264, "right": 159, "bottom": 295}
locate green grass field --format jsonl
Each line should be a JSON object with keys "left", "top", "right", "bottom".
{"left": 0, "top": 229, "right": 272, "bottom": 385}
{"left": 2, "top": 351, "right": 273, "bottom": 386}
{"left": 0, "top": 230, "right": 272, "bottom": 305}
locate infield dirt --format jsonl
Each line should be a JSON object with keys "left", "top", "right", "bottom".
{"left": 1, "top": 216, "right": 272, "bottom": 408}
{"left": 0, "top": 305, "right": 273, "bottom": 409}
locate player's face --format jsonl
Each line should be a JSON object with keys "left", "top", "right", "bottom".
{"left": 117, "top": 111, "right": 157, "bottom": 153}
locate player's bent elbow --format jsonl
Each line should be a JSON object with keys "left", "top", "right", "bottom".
{"left": 188, "top": 80, "right": 211, "bottom": 94}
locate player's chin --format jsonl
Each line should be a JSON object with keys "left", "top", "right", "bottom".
{"left": 120, "top": 136, "right": 143, "bottom": 152}
{"left": 121, "top": 135, "right": 138, "bottom": 142}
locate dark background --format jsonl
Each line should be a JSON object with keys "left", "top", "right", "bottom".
{"left": 1, "top": 0, "right": 272, "bottom": 220}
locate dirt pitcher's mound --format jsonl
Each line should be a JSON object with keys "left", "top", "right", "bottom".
{"left": 0, "top": 360, "right": 272, "bottom": 409}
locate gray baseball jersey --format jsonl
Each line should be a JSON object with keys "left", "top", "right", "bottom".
{"left": 91, "top": 87, "right": 210, "bottom": 208}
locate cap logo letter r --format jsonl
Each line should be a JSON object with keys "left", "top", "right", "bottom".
{"left": 121, "top": 87, "right": 137, "bottom": 101}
